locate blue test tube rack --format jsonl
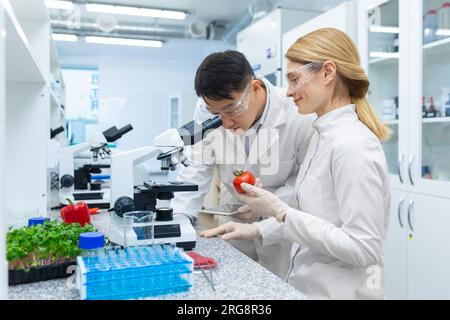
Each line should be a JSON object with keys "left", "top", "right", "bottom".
{"left": 76, "top": 245, "right": 193, "bottom": 300}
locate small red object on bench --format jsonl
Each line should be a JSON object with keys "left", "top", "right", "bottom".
{"left": 186, "top": 251, "right": 217, "bottom": 270}
{"left": 89, "top": 207, "right": 101, "bottom": 215}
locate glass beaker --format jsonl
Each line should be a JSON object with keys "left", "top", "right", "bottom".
{"left": 122, "top": 211, "right": 155, "bottom": 247}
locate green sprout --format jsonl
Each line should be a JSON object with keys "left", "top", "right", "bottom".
{"left": 6, "top": 220, "right": 99, "bottom": 271}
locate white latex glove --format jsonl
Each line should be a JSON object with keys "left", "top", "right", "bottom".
{"left": 233, "top": 178, "right": 264, "bottom": 223}
{"left": 200, "top": 221, "right": 261, "bottom": 241}
{"left": 233, "top": 205, "right": 262, "bottom": 223}
{"left": 236, "top": 183, "right": 290, "bottom": 222}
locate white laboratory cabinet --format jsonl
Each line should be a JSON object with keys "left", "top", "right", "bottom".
{"left": 0, "top": 0, "right": 66, "bottom": 225}
{"left": 0, "top": 0, "right": 66, "bottom": 298}
{"left": 281, "top": 2, "right": 358, "bottom": 87}
{"left": 359, "top": 0, "right": 450, "bottom": 299}
{"left": 0, "top": 1, "right": 6, "bottom": 300}
{"left": 237, "top": 8, "right": 318, "bottom": 86}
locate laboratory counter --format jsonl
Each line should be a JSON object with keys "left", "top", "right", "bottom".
{"left": 8, "top": 228, "right": 307, "bottom": 300}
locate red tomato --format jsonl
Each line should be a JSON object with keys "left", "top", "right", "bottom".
{"left": 233, "top": 170, "right": 256, "bottom": 193}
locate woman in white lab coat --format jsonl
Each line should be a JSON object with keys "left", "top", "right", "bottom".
{"left": 201, "top": 28, "right": 391, "bottom": 300}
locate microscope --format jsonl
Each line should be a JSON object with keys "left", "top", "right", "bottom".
{"left": 108, "top": 116, "right": 223, "bottom": 250}
{"left": 59, "top": 124, "right": 133, "bottom": 208}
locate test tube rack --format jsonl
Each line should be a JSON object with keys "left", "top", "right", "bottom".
{"left": 76, "top": 245, "right": 193, "bottom": 300}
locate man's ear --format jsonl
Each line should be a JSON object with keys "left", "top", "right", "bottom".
{"left": 322, "top": 61, "right": 337, "bottom": 85}
{"left": 251, "top": 79, "right": 262, "bottom": 93}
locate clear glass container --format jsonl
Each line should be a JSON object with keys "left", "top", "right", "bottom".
{"left": 438, "top": 3, "right": 450, "bottom": 33}
{"left": 79, "top": 232, "right": 106, "bottom": 259}
{"left": 122, "top": 211, "right": 155, "bottom": 246}
{"left": 424, "top": 9, "right": 439, "bottom": 44}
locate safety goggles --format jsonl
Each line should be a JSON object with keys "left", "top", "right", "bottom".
{"left": 286, "top": 62, "right": 323, "bottom": 90}
{"left": 201, "top": 81, "right": 252, "bottom": 118}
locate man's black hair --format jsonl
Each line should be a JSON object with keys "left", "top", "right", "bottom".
{"left": 194, "top": 50, "right": 255, "bottom": 101}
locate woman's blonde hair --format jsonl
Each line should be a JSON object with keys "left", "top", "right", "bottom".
{"left": 286, "top": 28, "right": 391, "bottom": 141}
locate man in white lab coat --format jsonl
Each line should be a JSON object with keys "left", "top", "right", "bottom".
{"left": 173, "top": 50, "right": 315, "bottom": 278}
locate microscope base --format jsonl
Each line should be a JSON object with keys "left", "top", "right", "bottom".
{"left": 108, "top": 213, "right": 196, "bottom": 250}
{"left": 60, "top": 189, "right": 111, "bottom": 209}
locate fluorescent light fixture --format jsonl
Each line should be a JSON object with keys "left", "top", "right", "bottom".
{"left": 85, "top": 3, "right": 186, "bottom": 20}
{"left": 369, "top": 25, "right": 400, "bottom": 34}
{"left": 436, "top": 29, "right": 450, "bottom": 36}
{"left": 52, "top": 33, "right": 78, "bottom": 42}
{"left": 85, "top": 36, "right": 163, "bottom": 47}
{"left": 370, "top": 51, "right": 400, "bottom": 59}
{"left": 51, "top": 19, "right": 99, "bottom": 29}
{"left": 45, "top": 0, "right": 74, "bottom": 10}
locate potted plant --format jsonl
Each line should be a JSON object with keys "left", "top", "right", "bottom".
{"left": 7, "top": 220, "right": 96, "bottom": 285}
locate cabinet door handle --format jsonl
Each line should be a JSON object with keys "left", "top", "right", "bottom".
{"left": 398, "top": 154, "right": 404, "bottom": 184}
{"left": 408, "top": 156, "right": 415, "bottom": 186}
{"left": 398, "top": 198, "right": 405, "bottom": 228}
{"left": 407, "top": 199, "right": 415, "bottom": 231}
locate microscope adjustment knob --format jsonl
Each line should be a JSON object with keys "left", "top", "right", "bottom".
{"left": 113, "top": 196, "right": 135, "bottom": 217}
{"left": 60, "top": 174, "right": 74, "bottom": 188}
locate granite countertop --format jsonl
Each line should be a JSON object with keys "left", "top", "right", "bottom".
{"left": 8, "top": 212, "right": 307, "bottom": 300}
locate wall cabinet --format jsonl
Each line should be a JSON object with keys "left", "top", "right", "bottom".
{"left": 0, "top": 0, "right": 66, "bottom": 298}
{"left": 359, "top": 0, "right": 450, "bottom": 299}
{"left": 282, "top": 2, "right": 357, "bottom": 88}
{"left": 386, "top": 190, "right": 450, "bottom": 299}
{"left": 238, "top": 8, "right": 318, "bottom": 86}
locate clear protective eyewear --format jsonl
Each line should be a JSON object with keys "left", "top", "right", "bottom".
{"left": 201, "top": 81, "right": 252, "bottom": 118}
{"left": 286, "top": 62, "right": 322, "bottom": 90}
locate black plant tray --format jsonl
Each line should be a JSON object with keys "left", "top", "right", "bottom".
{"left": 9, "top": 261, "right": 77, "bottom": 286}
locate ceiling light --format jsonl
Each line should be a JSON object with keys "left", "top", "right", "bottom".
{"left": 52, "top": 33, "right": 78, "bottom": 42}
{"left": 85, "top": 36, "right": 163, "bottom": 47}
{"left": 369, "top": 25, "right": 400, "bottom": 34}
{"left": 85, "top": 3, "right": 186, "bottom": 20}
{"left": 45, "top": 0, "right": 74, "bottom": 11}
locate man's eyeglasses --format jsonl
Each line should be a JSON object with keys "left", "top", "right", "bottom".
{"left": 201, "top": 81, "right": 253, "bottom": 118}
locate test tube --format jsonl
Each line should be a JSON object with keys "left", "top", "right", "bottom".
{"left": 163, "top": 244, "right": 170, "bottom": 258}
{"left": 167, "top": 243, "right": 175, "bottom": 260}
{"left": 157, "top": 244, "right": 164, "bottom": 260}
{"left": 147, "top": 245, "right": 155, "bottom": 262}
{"left": 149, "top": 212, "right": 155, "bottom": 246}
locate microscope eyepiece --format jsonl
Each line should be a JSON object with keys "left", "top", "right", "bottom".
{"left": 103, "top": 124, "right": 134, "bottom": 142}
{"left": 202, "top": 116, "right": 223, "bottom": 131}
{"left": 177, "top": 116, "right": 223, "bottom": 146}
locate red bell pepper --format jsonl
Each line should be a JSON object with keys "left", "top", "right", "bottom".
{"left": 60, "top": 198, "right": 91, "bottom": 226}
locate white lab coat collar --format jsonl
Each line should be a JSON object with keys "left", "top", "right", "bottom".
{"left": 221, "top": 76, "right": 290, "bottom": 161}
{"left": 312, "top": 104, "right": 357, "bottom": 133}
{"left": 255, "top": 75, "right": 287, "bottom": 130}
{"left": 248, "top": 76, "right": 271, "bottom": 132}
{"left": 240, "top": 76, "right": 287, "bottom": 138}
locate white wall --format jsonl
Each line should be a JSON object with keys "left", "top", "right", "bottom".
{"left": 97, "top": 56, "right": 199, "bottom": 150}
{"left": 62, "top": 68, "right": 96, "bottom": 121}
{"left": 58, "top": 38, "right": 233, "bottom": 170}
{"left": 59, "top": 39, "right": 232, "bottom": 148}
